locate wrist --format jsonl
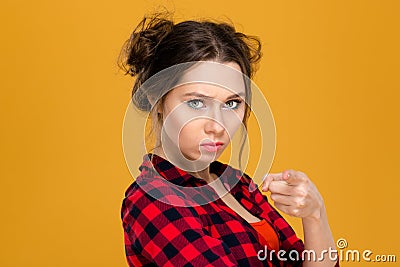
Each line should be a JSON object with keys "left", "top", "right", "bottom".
{"left": 303, "top": 201, "right": 326, "bottom": 223}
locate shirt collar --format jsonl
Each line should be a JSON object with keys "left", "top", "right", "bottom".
{"left": 138, "top": 153, "right": 262, "bottom": 216}
{"left": 139, "top": 153, "right": 253, "bottom": 192}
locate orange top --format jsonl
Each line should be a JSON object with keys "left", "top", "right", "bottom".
{"left": 250, "top": 219, "right": 280, "bottom": 252}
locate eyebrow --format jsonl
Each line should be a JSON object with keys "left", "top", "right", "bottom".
{"left": 182, "top": 92, "right": 245, "bottom": 100}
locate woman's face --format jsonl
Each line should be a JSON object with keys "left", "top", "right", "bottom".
{"left": 160, "top": 61, "right": 246, "bottom": 163}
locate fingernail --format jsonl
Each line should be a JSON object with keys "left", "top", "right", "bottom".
{"left": 262, "top": 183, "right": 267, "bottom": 191}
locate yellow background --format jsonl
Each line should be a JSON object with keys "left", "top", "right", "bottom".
{"left": 1, "top": 0, "right": 399, "bottom": 266}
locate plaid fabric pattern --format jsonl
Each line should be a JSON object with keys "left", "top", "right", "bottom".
{"left": 121, "top": 153, "right": 337, "bottom": 266}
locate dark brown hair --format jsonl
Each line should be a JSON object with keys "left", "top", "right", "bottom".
{"left": 118, "top": 11, "right": 262, "bottom": 164}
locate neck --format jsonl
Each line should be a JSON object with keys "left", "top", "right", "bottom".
{"left": 187, "top": 168, "right": 216, "bottom": 183}
{"left": 153, "top": 146, "right": 216, "bottom": 183}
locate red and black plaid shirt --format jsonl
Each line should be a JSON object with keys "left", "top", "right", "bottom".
{"left": 121, "top": 153, "right": 308, "bottom": 266}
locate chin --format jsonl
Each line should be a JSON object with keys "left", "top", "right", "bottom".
{"left": 183, "top": 151, "right": 219, "bottom": 162}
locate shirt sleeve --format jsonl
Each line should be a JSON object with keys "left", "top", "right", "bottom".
{"left": 121, "top": 187, "right": 239, "bottom": 267}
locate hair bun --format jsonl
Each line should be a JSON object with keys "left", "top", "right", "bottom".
{"left": 119, "top": 13, "right": 174, "bottom": 77}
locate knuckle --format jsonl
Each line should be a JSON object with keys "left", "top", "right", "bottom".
{"left": 296, "top": 188, "right": 308, "bottom": 197}
{"left": 298, "top": 170, "right": 307, "bottom": 177}
{"left": 298, "top": 171, "right": 309, "bottom": 182}
{"left": 292, "top": 209, "right": 300, "bottom": 217}
{"left": 297, "top": 199, "right": 306, "bottom": 208}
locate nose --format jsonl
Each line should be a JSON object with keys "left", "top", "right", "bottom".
{"left": 204, "top": 108, "right": 225, "bottom": 136}
{"left": 205, "top": 119, "right": 225, "bottom": 135}
{"left": 204, "top": 118, "right": 225, "bottom": 136}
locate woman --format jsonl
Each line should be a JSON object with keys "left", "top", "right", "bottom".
{"left": 119, "top": 11, "right": 339, "bottom": 267}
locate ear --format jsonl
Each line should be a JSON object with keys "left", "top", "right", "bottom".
{"left": 157, "top": 104, "right": 163, "bottom": 115}
{"left": 149, "top": 99, "right": 163, "bottom": 115}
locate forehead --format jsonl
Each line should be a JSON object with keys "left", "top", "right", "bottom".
{"left": 172, "top": 61, "right": 246, "bottom": 97}
{"left": 171, "top": 83, "right": 245, "bottom": 99}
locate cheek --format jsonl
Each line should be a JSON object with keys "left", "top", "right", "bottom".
{"left": 161, "top": 106, "right": 191, "bottom": 142}
{"left": 178, "top": 121, "right": 202, "bottom": 146}
{"left": 222, "top": 110, "right": 245, "bottom": 137}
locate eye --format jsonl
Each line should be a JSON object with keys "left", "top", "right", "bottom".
{"left": 223, "top": 99, "right": 242, "bottom": 110}
{"left": 186, "top": 99, "right": 205, "bottom": 109}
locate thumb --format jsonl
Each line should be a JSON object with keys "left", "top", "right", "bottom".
{"left": 262, "top": 173, "right": 282, "bottom": 191}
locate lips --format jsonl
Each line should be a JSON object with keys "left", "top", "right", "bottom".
{"left": 200, "top": 141, "right": 224, "bottom": 152}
